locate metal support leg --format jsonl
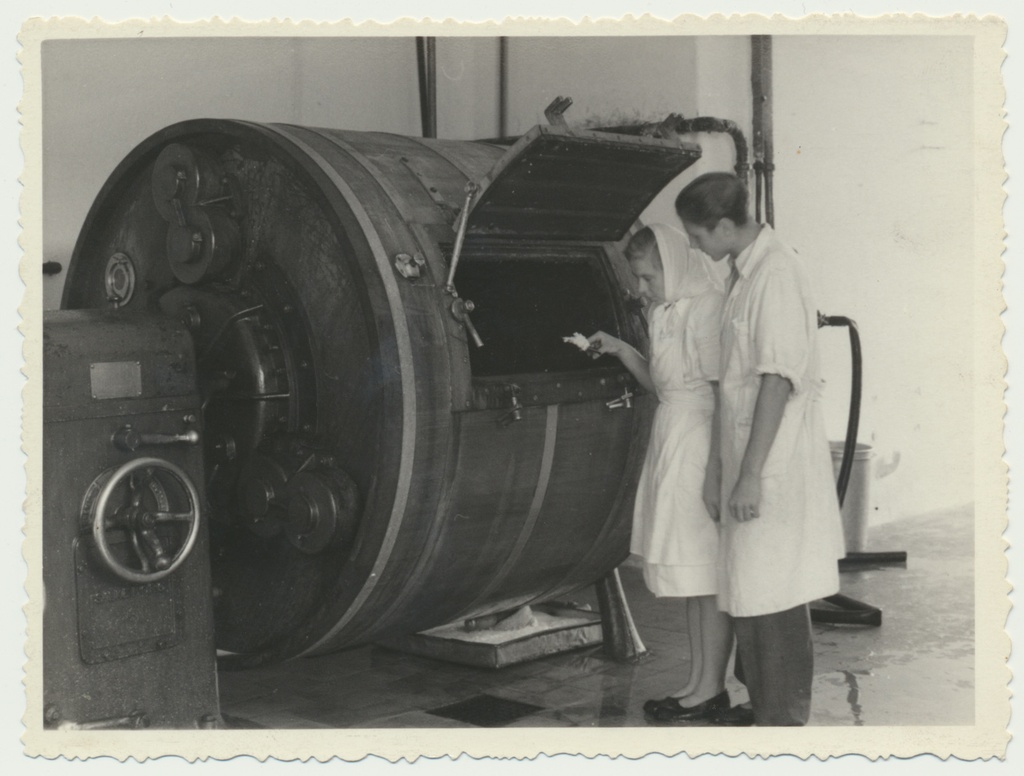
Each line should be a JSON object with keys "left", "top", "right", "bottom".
{"left": 595, "top": 568, "right": 648, "bottom": 663}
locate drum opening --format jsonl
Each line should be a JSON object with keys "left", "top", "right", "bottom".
{"left": 454, "top": 242, "right": 619, "bottom": 377}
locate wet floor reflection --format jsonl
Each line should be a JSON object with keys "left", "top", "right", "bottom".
{"left": 841, "top": 670, "right": 865, "bottom": 726}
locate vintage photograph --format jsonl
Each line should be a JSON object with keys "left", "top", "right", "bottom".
{"left": 15, "top": 8, "right": 1010, "bottom": 765}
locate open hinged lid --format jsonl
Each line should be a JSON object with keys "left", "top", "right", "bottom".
{"left": 466, "top": 124, "right": 702, "bottom": 242}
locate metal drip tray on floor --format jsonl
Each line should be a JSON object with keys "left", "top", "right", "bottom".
{"left": 381, "top": 606, "right": 603, "bottom": 669}
{"left": 427, "top": 694, "right": 545, "bottom": 727}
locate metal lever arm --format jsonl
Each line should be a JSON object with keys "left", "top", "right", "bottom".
{"left": 56, "top": 710, "right": 150, "bottom": 731}
{"left": 138, "top": 430, "right": 200, "bottom": 446}
{"left": 450, "top": 298, "right": 484, "bottom": 349}
{"left": 606, "top": 390, "right": 634, "bottom": 410}
{"left": 113, "top": 425, "right": 200, "bottom": 452}
{"left": 444, "top": 182, "right": 479, "bottom": 294}
{"left": 136, "top": 523, "right": 172, "bottom": 571}
{"left": 498, "top": 384, "right": 523, "bottom": 425}
{"left": 544, "top": 96, "right": 573, "bottom": 127}
{"left": 444, "top": 182, "right": 485, "bottom": 348}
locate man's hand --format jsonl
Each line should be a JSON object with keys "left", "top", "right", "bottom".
{"left": 728, "top": 471, "right": 762, "bottom": 522}
{"left": 730, "top": 373, "right": 791, "bottom": 523}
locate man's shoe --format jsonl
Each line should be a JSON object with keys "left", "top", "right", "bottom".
{"left": 711, "top": 704, "right": 755, "bottom": 726}
{"left": 647, "top": 691, "right": 730, "bottom": 723}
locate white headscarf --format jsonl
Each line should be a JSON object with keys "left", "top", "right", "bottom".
{"left": 648, "top": 222, "right": 719, "bottom": 308}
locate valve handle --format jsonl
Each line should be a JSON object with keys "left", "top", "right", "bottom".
{"left": 87, "top": 457, "right": 201, "bottom": 584}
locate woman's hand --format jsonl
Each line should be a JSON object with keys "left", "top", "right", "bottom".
{"left": 586, "top": 331, "right": 625, "bottom": 358}
{"left": 587, "top": 331, "right": 655, "bottom": 393}
{"left": 727, "top": 471, "right": 762, "bottom": 522}
{"left": 702, "top": 457, "right": 723, "bottom": 522}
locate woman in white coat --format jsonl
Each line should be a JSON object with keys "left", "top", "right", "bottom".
{"left": 587, "top": 223, "right": 734, "bottom": 723}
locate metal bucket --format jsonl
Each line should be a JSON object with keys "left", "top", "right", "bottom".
{"left": 829, "top": 441, "right": 875, "bottom": 554}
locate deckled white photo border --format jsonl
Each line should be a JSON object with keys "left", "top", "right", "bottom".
{"left": 11, "top": 7, "right": 1012, "bottom": 766}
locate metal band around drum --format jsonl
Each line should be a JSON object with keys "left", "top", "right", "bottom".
{"left": 259, "top": 123, "right": 418, "bottom": 657}
{"left": 301, "top": 127, "right": 468, "bottom": 639}
{"left": 461, "top": 404, "right": 559, "bottom": 613}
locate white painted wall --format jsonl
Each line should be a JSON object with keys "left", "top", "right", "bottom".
{"left": 503, "top": 36, "right": 699, "bottom": 132}
{"left": 640, "top": 37, "right": 753, "bottom": 238}
{"left": 773, "top": 35, "right": 975, "bottom": 520}
{"left": 436, "top": 37, "right": 501, "bottom": 140}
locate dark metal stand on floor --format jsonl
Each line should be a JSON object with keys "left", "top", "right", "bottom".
{"left": 812, "top": 314, "right": 907, "bottom": 628}
{"left": 595, "top": 568, "right": 649, "bottom": 662}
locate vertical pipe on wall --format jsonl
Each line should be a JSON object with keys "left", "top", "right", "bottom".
{"left": 415, "top": 38, "right": 427, "bottom": 134}
{"left": 751, "top": 35, "right": 774, "bottom": 227}
{"left": 426, "top": 37, "right": 437, "bottom": 138}
{"left": 498, "top": 37, "right": 509, "bottom": 138}
{"left": 750, "top": 36, "right": 765, "bottom": 223}
{"left": 754, "top": 157, "right": 764, "bottom": 223}
{"left": 416, "top": 37, "right": 438, "bottom": 138}
{"left": 762, "top": 35, "right": 775, "bottom": 228}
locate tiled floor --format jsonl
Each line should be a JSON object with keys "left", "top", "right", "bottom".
{"left": 217, "top": 506, "right": 973, "bottom": 728}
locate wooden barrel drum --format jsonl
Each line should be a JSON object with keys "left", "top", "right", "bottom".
{"left": 62, "top": 119, "right": 702, "bottom": 661}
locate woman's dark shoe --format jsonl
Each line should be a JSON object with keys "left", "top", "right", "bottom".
{"left": 642, "top": 696, "right": 681, "bottom": 715}
{"left": 710, "top": 704, "right": 755, "bottom": 727}
{"left": 647, "top": 691, "right": 730, "bottom": 722}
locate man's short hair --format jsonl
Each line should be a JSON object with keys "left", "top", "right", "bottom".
{"left": 675, "top": 172, "right": 751, "bottom": 229}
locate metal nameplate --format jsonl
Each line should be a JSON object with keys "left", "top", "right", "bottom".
{"left": 74, "top": 540, "right": 183, "bottom": 665}
{"left": 90, "top": 361, "right": 142, "bottom": 400}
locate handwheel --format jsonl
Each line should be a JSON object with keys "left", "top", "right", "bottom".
{"left": 84, "top": 457, "right": 201, "bottom": 583}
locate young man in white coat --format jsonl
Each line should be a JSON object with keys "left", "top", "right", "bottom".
{"left": 676, "top": 172, "right": 846, "bottom": 726}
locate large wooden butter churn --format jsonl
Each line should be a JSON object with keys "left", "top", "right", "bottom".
{"left": 61, "top": 118, "right": 702, "bottom": 662}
